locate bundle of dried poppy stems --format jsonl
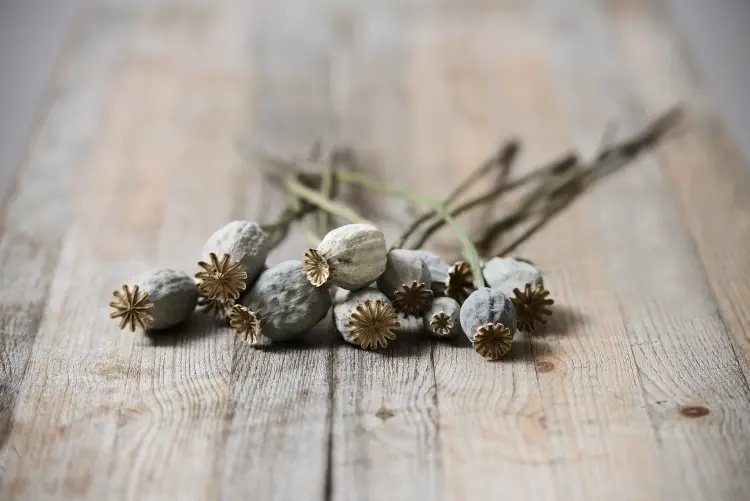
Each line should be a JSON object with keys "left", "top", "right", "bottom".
{"left": 108, "top": 108, "right": 681, "bottom": 360}
{"left": 109, "top": 220, "right": 551, "bottom": 360}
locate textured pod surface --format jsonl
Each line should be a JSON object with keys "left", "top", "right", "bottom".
{"left": 396, "top": 312, "right": 423, "bottom": 335}
{"left": 460, "top": 287, "right": 517, "bottom": 342}
{"left": 202, "top": 220, "right": 268, "bottom": 286}
{"left": 377, "top": 249, "right": 431, "bottom": 300}
{"left": 243, "top": 260, "right": 331, "bottom": 342}
{"left": 313, "top": 224, "right": 387, "bottom": 290}
{"left": 329, "top": 285, "right": 350, "bottom": 305}
{"left": 132, "top": 269, "right": 197, "bottom": 330}
{"left": 423, "top": 296, "right": 462, "bottom": 338}
{"left": 333, "top": 289, "right": 400, "bottom": 349}
{"left": 483, "top": 257, "right": 543, "bottom": 298}
{"left": 410, "top": 249, "right": 450, "bottom": 296}
{"left": 445, "top": 261, "right": 476, "bottom": 304}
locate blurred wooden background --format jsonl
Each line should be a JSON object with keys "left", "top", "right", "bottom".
{"left": 1, "top": 0, "right": 749, "bottom": 500}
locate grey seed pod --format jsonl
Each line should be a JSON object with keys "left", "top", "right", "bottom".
{"left": 423, "top": 296, "right": 461, "bottom": 338}
{"left": 132, "top": 269, "right": 197, "bottom": 330}
{"left": 377, "top": 249, "right": 431, "bottom": 300}
{"left": 378, "top": 249, "right": 434, "bottom": 317}
{"left": 333, "top": 289, "right": 400, "bottom": 350}
{"left": 243, "top": 260, "right": 331, "bottom": 342}
{"left": 202, "top": 221, "right": 268, "bottom": 286}
{"left": 396, "top": 312, "right": 423, "bottom": 335}
{"left": 460, "top": 287, "right": 517, "bottom": 360}
{"left": 410, "top": 249, "right": 450, "bottom": 296}
{"left": 483, "top": 257, "right": 543, "bottom": 298}
{"left": 330, "top": 282, "right": 380, "bottom": 306}
{"left": 330, "top": 285, "right": 350, "bottom": 305}
{"left": 304, "top": 224, "right": 387, "bottom": 290}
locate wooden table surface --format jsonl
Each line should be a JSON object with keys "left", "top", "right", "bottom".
{"left": 1, "top": 0, "right": 749, "bottom": 500}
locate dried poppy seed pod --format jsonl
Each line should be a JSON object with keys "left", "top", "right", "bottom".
{"left": 460, "top": 287, "right": 517, "bottom": 360}
{"left": 377, "top": 249, "right": 434, "bottom": 317}
{"left": 423, "top": 296, "right": 461, "bottom": 338}
{"left": 483, "top": 257, "right": 543, "bottom": 298}
{"left": 410, "top": 249, "right": 450, "bottom": 296}
{"left": 396, "top": 312, "right": 423, "bottom": 335}
{"left": 110, "top": 269, "right": 197, "bottom": 331}
{"left": 304, "top": 224, "right": 387, "bottom": 290}
{"left": 243, "top": 260, "right": 331, "bottom": 342}
{"left": 333, "top": 289, "right": 400, "bottom": 350}
{"left": 445, "top": 260, "right": 476, "bottom": 304}
{"left": 330, "top": 285, "right": 350, "bottom": 305}
{"left": 202, "top": 221, "right": 268, "bottom": 287}
{"left": 228, "top": 304, "right": 261, "bottom": 346}
{"left": 511, "top": 283, "right": 554, "bottom": 333}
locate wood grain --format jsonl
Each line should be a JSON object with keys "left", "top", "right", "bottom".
{"left": 1, "top": 1, "right": 749, "bottom": 500}
{"left": 327, "top": 4, "right": 444, "bottom": 500}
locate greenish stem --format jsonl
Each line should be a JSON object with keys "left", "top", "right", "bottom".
{"left": 285, "top": 176, "right": 372, "bottom": 226}
{"left": 288, "top": 193, "right": 322, "bottom": 246}
{"left": 411, "top": 153, "right": 578, "bottom": 249}
{"left": 335, "top": 170, "right": 485, "bottom": 288}
{"left": 392, "top": 140, "right": 520, "bottom": 249}
{"left": 318, "top": 166, "right": 335, "bottom": 235}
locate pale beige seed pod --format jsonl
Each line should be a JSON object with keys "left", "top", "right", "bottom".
{"left": 333, "top": 289, "right": 400, "bottom": 350}
{"left": 202, "top": 221, "right": 269, "bottom": 287}
{"left": 377, "top": 249, "right": 434, "bottom": 317}
{"left": 303, "top": 224, "right": 387, "bottom": 290}
{"left": 423, "top": 296, "right": 462, "bottom": 338}
{"left": 482, "top": 257, "right": 543, "bottom": 298}
{"left": 110, "top": 269, "right": 197, "bottom": 331}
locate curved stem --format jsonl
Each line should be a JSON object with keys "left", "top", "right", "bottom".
{"left": 285, "top": 176, "right": 372, "bottom": 226}
{"left": 288, "top": 193, "right": 322, "bottom": 246}
{"left": 335, "top": 170, "right": 485, "bottom": 288}
{"left": 393, "top": 140, "right": 520, "bottom": 249}
{"left": 411, "top": 153, "right": 578, "bottom": 249}
{"left": 317, "top": 166, "right": 335, "bottom": 235}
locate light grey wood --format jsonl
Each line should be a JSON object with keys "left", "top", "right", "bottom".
{"left": 406, "top": 6, "right": 559, "bottom": 500}
{"left": 0, "top": 8, "right": 132, "bottom": 499}
{"left": 220, "top": 0, "right": 334, "bottom": 499}
{"left": 525, "top": 1, "right": 750, "bottom": 500}
{"left": 327, "top": 4, "right": 444, "bottom": 500}
{"left": 667, "top": 0, "right": 750, "bottom": 166}
{"left": 0, "top": 0, "right": 80, "bottom": 205}
{"left": 1, "top": 1, "right": 750, "bottom": 500}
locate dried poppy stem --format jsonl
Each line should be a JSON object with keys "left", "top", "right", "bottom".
{"left": 333, "top": 170, "right": 486, "bottom": 288}
{"left": 305, "top": 139, "right": 337, "bottom": 237}
{"left": 392, "top": 139, "right": 521, "bottom": 249}
{"left": 317, "top": 166, "right": 335, "bottom": 235}
{"left": 420, "top": 107, "right": 683, "bottom": 252}
{"left": 283, "top": 193, "right": 320, "bottom": 246}
{"left": 409, "top": 152, "right": 579, "bottom": 250}
{"left": 284, "top": 175, "right": 373, "bottom": 226}
{"left": 260, "top": 201, "right": 308, "bottom": 251}
{"left": 473, "top": 164, "right": 586, "bottom": 253}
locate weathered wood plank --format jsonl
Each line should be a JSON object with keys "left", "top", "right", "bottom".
{"left": 327, "top": 4, "right": 444, "bottom": 500}
{"left": 409, "top": 7, "right": 559, "bottom": 500}
{"left": 419, "top": 3, "right": 668, "bottom": 499}
{"left": 608, "top": 0, "right": 750, "bottom": 386}
{"left": 529, "top": 0, "right": 750, "bottom": 499}
{"left": 604, "top": 1, "right": 750, "bottom": 498}
{"left": 220, "top": 0, "right": 335, "bottom": 499}
{"left": 1, "top": 0, "right": 749, "bottom": 500}
{"left": 1, "top": 4, "right": 242, "bottom": 500}
{"left": 1, "top": 2, "right": 331, "bottom": 500}
{"left": 0, "top": 9, "right": 133, "bottom": 497}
